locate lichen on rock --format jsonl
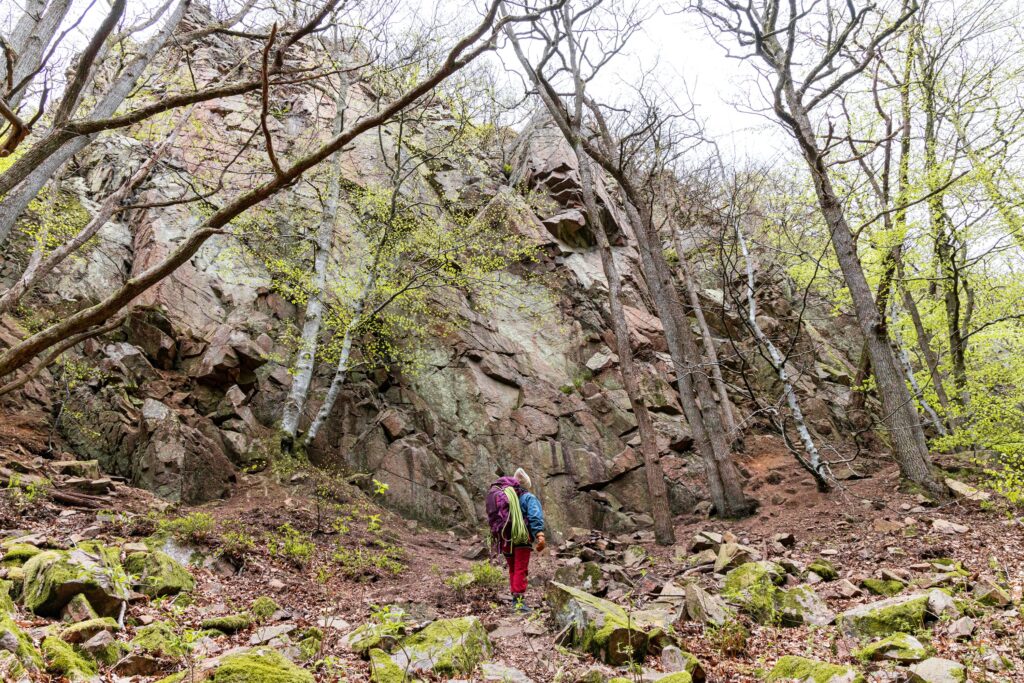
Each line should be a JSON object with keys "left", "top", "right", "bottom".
{"left": 21, "top": 542, "right": 130, "bottom": 617}
{"left": 837, "top": 593, "right": 930, "bottom": 640}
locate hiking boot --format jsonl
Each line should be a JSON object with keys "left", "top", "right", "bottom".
{"left": 512, "top": 596, "right": 532, "bottom": 614}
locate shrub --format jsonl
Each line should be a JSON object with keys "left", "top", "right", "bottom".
{"left": 158, "top": 512, "right": 216, "bottom": 544}
{"left": 267, "top": 523, "right": 315, "bottom": 568}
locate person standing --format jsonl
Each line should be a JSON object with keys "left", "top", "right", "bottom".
{"left": 485, "top": 467, "right": 546, "bottom": 612}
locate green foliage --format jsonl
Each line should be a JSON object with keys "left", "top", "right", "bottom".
{"left": 157, "top": 512, "right": 217, "bottom": 544}
{"left": 266, "top": 524, "right": 315, "bottom": 568}
{"left": 4, "top": 474, "right": 50, "bottom": 511}
{"left": 331, "top": 540, "right": 405, "bottom": 580}
{"left": 218, "top": 523, "right": 258, "bottom": 563}
{"left": 250, "top": 596, "right": 280, "bottom": 623}
{"left": 706, "top": 619, "right": 749, "bottom": 656}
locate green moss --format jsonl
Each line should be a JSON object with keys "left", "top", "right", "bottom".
{"left": 201, "top": 613, "right": 253, "bottom": 633}
{"left": 251, "top": 596, "right": 280, "bottom": 623}
{"left": 392, "top": 616, "right": 491, "bottom": 676}
{"left": 1, "top": 543, "right": 41, "bottom": 567}
{"left": 42, "top": 636, "right": 97, "bottom": 680}
{"left": 5, "top": 568, "right": 24, "bottom": 599}
{"left": 160, "top": 647, "right": 314, "bottom": 683}
{"left": 21, "top": 542, "right": 130, "bottom": 617}
{"left": 88, "top": 637, "right": 130, "bottom": 666}
{"left": 722, "top": 562, "right": 786, "bottom": 624}
{"left": 0, "top": 650, "right": 28, "bottom": 679}
{"left": 59, "top": 616, "right": 119, "bottom": 643}
{"left": 369, "top": 647, "right": 409, "bottom": 683}
{"left": 861, "top": 578, "right": 905, "bottom": 597}
{"left": 125, "top": 550, "right": 195, "bottom": 597}
{"left": 546, "top": 582, "right": 650, "bottom": 665}
{"left": 61, "top": 593, "right": 99, "bottom": 621}
{"left": 0, "top": 612, "right": 43, "bottom": 671}
{"left": 767, "top": 656, "right": 864, "bottom": 683}
{"left": 807, "top": 560, "right": 838, "bottom": 581}
{"left": 658, "top": 674, "right": 693, "bottom": 683}
{"left": 0, "top": 580, "right": 14, "bottom": 614}
{"left": 838, "top": 594, "right": 929, "bottom": 640}
{"left": 132, "top": 621, "right": 189, "bottom": 660}
{"left": 854, "top": 633, "right": 929, "bottom": 663}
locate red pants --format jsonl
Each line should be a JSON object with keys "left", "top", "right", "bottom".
{"left": 504, "top": 546, "right": 531, "bottom": 595}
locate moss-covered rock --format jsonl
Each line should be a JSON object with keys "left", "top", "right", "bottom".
{"left": 201, "top": 613, "right": 252, "bottom": 634}
{"left": 553, "top": 561, "right": 604, "bottom": 593}
{"left": 722, "top": 563, "right": 832, "bottom": 626}
{"left": 369, "top": 647, "right": 414, "bottom": 683}
{"left": 0, "top": 649, "right": 30, "bottom": 682}
{"left": 861, "top": 578, "right": 905, "bottom": 597}
{"left": 387, "top": 616, "right": 491, "bottom": 677}
{"left": 132, "top": 621, "right": 190, "bottom": 660}
{"left": 837, "top": 593, "right": 930, "bottom": 641}
{"left": 157, "top": 647, "right": 314, "bottom": 683}
{"left": 251, "top": 596, "right": 280, "bottom": 623}
{"left": 0, "top": 580, "right": 14, "bottom": 614}
{"left": 807, "top": 560, "right": 838, "bottom": 581}
{"left": 766, "top": 655, "right": 864, "bottom": 683}
{"left": 0, "top": 612, "right": 43, "bottom": 672}
{"left": 1, "top": 544, "right": 41, "bottom": 567}
{"left": 41, "top": 636, "right": 97, "bottom": 680}
{"left": 854, "top": 632, "right": 929, "bottom": 663}
{"left": 81, "top": 630, "right": 130, "bottom": 666}
{"left": 908, "top": 657, "right": 966, "bottom": 683}
{"left": 658, "top": 674, "right": 694, "bottom": 683}
{"left": 59, "top": 616, "right": 120, "bottom": 644}
{"left": 347, "top": 619, "right": 408, "bottom": 656}
{"left": 21, "top": 542, "right": 130, "bottom": 617}
{"left": 125, "top": 550, "right": 195, "bottom": 597}
{"left": 547, "top": 581, "right": 656, "bottom": 665}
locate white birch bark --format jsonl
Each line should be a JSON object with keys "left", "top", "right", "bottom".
{"left": 302, "top": 273, "right": 374, "bottom": 446}
{"left": 280, "top": 78, "right": 349, "bottom": 446}
{"left": 5, "top": 0, "right": 73, "bottom": 109}
{"left": 736, "top": 220, "right": 827, "bottom": 485}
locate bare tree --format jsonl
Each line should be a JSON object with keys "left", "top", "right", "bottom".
{"left": 696, "top": 0, "right": 948, "bottom": 498}
{"left": 0, "top": 0, "right": 546, "bottom": 383}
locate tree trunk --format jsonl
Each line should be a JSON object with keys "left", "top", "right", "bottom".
{"left": 625, "top": 199, "right": 751, "bottom": 517}
{"left": 673, "top": 230, "right": 740, "bottom": 442}
{"left": 280, "top": 81, "right": 348, "bottom": 449}
{"left": 5, "top": 0, "right": 73, "bottom": 109}
{"left": 780, "top": 80, "right": 946, "bottom": 499}
{"left": 576, "top": 151, "right": 675, "bottom": 544}
{"left": 0, "top": 0, "right": 187, "bottom": 247}
{"left": 302, "top": 274, "right": 373, "bottom": 447}
{"left": 736, "top": 220, "right": 828, "bottom": 490}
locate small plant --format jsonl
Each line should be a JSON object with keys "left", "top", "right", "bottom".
{"left": 365, "top": 514, "right": 383, "bottom": 534}
{"left": 251, "top": 596, "right": 280, "bottom": 623}
{"left": 219, "top": 527, "right": 257, "bottom": 563}
{"left": 158, "top": 512, "right": 216, "bottom": 544}
{"left": 267, "top": 523, "right": 315, "bottom": 568}
{"left": 372, "top": 479, "right": 389, "bottom": 496}
{"left": 471, "top": 560, "right": 505, "bottom": 587}
{"left": 5, "top": 475, "right": 51, "bottom": 511}
{"left": 708, "top": 618, "right": 750, "bottom": 656}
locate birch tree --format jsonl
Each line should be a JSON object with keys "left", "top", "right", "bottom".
{"left": 696, "top": 0, "right": 948, "bottom": 498}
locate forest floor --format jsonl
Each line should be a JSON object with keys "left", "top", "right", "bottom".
{"left": 1, "top": 428, "right": 1022, "bottom": 682}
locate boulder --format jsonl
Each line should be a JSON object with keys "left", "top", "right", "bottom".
{"left": 971, "top": 578, "right": 1011, "bottom": 607}
{"left": 684, "top": 583, "right": 733, "bottom": 626}
{"left": 836, "top": 593, "right": 930, "bottom": 640}
{"left": 547, "top": 581, "right": 662, "bottom": 665}
{"left": 188, "top": 325, "right": 267, "bottom": 387}
{"left": 21, "top": 542, "right": 130, "bottom": 617}
{"left": 766, "top": 656, "right": 863, "bottom": 683}
{"left": 158, "top": 647, "right": 313, "bottom": 683}
{"left": 132, "top": 621, "right": 189, "bottom": 660}
{"left": 385, "top": 616, "right": 491, "bottom": 677}
{"left": 124, "top": 550, "right": 195, "bottom": 597}
{"left": 806, "top": 559, "right": 838, "bottom": 581}
{"left": 59, "top": 617, "right": 119, "bottom": 644}
{"left": 41, "top": 636, "right": 96, "bottom": 681}
{"left": 661, "top": 645, "right": 705, "bottom": 682}
{"left": 134, "top": 399, "right": 235, "bottom": 503}
{"left": 553, "top": 562, "right": 605, "bottom": 594}
{"left": 0, "top": 613, "right": 42, "bottom": 674}
{"left": 860, "top": 578, "right": 904, "bottom": 597}
{"left": 854, "top": 633, "right": 929, "bottom": 662}
{"left": 714, "top": 543, "right": 759, "bottom": 573}
{"left": 908, "top": 657, "right": 967, "bottom": 683}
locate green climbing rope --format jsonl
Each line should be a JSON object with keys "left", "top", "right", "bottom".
{"left": 503, "top": 487, "right": 530, "bottom": 546}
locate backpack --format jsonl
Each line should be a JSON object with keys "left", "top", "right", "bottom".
{"left": 485, "top": 483, "right": 530, "bottom": 551}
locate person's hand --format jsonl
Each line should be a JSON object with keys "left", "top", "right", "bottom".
{"left": 534, "top": 532, "right": 546, "bottom": 553}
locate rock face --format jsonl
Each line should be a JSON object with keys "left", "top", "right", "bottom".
{"left": 1, "top": 19, "right": 863, "bottom": 533}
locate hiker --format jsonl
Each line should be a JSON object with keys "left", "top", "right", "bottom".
{"left": 485, "top": 467, "right": 546, "bottom": 612}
